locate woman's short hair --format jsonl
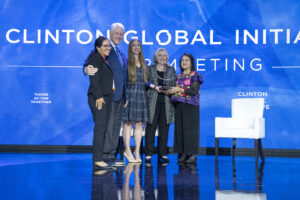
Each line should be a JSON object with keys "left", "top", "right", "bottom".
{"left": 153, "top": 48, "right": 169, "bottom": 64}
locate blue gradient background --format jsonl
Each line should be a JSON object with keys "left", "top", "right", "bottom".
{"left": 0, "top": 0, "right": 299, "bottom": 148}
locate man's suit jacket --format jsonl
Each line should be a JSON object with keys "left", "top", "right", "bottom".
{"left": 107, "top": 47, "right": 127, "bottom": 102}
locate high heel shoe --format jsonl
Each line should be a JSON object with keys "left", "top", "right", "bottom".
{"left": 134, "top": 153, "right": 142, "bottom": 163}
{"left": 124, "top": 152, "right": 138, "bottom": 163}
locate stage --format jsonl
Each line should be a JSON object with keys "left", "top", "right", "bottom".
{"left": 1, "top": 153, "right": 299, "bottom": 199}
{"left": 1, "top": 0, "right": 300, "bottom": 199}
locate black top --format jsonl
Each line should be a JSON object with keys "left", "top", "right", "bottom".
{"left": 87, "top": 53, "right": 113, "bottom": 100}
{"left": 157, "top": 70, "right": 165, "bottom": 103}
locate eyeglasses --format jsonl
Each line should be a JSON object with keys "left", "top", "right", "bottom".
{"left": 102, "top": 45, "right": 111, "bottom": 48}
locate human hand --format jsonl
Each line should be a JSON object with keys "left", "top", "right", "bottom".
{"left": 124, "top": 101, "right": 128, "bottom": 108}
{"left": 163, "top": 90, "right": 171, "bottom": 95}
{"left": 167, "top": 87, "right": 182, "bottom": 94}
{"left": 155, "top": 86, "right": 162, "bottom": 93}
{"left": 95, "top": 98, "right": 105, "bottom": 110}
{"left": 86, "top": 65, "right": 98, "bottom": 76}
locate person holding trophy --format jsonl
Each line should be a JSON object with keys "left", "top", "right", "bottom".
{"left": 145, "top": 48, "right": 176, "bottom": 164}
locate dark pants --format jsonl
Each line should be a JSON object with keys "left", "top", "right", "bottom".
{"left": 145, "top": 101, "right": 170, "bottom": 157}
{"left": 103, "top": 97, "right": 124, "bottom": 159}
{"left": 89, "top": 95, "right": 112, "bottom": 163}
{"left": 174, "top": 102, "right": 199, "bottom": 155}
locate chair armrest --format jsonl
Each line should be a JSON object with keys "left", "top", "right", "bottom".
{"left": 254, "top": 117, "right": 265, "bottom": 138}
{"left": 215, "top": 117, "right": 234, "bottom": 137}
{"left": 215, "top": 117, "right": 244, "bottom": 129}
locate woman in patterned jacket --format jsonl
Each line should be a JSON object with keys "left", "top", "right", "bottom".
{"left": 145, "top": 48, "right": 176, "bottom": 164}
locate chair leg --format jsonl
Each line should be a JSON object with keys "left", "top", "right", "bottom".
{"left": 215, "top": 138, "right": 219, "bottom": 159}
{"left": 254, "top": 139, "right": 259, "bottom": 160}
{"left": 258, "top": 139, "right": 265, "bottom": 161}
{"left": 232, "top": 138, "right": 236, "bottom": 156}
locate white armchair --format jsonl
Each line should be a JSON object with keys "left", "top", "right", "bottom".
{"left": 215, "top": 98, "right": 265, "bottom": 160}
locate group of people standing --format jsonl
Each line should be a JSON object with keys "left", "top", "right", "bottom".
{"left": 84, "top": 23, "right": 203, "bottom": 170}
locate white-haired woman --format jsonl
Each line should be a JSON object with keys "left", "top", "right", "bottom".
{"left": 145, "top": 48, "right": 176, "bottom": 164}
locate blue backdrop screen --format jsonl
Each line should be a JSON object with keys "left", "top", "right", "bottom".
{"left": 0, "top": 0, "right": 299, "bottom": 148}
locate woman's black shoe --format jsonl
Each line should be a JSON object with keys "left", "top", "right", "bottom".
{"left": 158, "top": 155, "right": 169, "bottom": 164}
{"left": 185, "top": 155, "right": 197, "bottom": 164}
{"left": 177, "top": 154, "right": 186, "bottom": 163}
{"left": 145, "top": 156, "right": 152, "bottom": 163}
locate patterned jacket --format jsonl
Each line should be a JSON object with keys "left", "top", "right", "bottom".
{"left": 147, "top": 64, "right": 176, "bottom": 124}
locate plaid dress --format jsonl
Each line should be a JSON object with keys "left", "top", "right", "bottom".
{"left": 123, "top": 67, "right": 148, "bottom": 122}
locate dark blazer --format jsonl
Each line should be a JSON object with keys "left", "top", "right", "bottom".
{"left": 107, "top": 46, "right": 127, "bottom": 102}
{"left": 147, "top": 64, "right": 176, "bottom": 124}
{"left": 87, "top": 53, "right": 113, "bottom": 100}
{"left": 83, "top": 46, "right": 127, "bottom": 102}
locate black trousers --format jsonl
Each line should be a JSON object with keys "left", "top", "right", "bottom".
{"left": 174, "top": 102, "right": 199, "bottom": 155}
{"left": 145, "top": 101, "right": 170, "bottom": 157}
{"left": 103, "top": 97, "right": 124, "bottom": 159}
{"left": 89, "top": 95, "right": 112, "bottom": 163}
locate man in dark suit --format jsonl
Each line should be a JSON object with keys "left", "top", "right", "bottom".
{"left": 84, "top": 23, "right": 127, "bottom": 166}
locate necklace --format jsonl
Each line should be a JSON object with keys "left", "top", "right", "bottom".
{"left": 156, "top": 70, "right": 175, "bottom": 81}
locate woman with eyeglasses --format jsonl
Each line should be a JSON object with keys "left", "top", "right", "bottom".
{"left": 86, "top": 36, "right": 114, "bottom": 169}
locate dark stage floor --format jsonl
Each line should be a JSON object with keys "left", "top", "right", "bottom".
{"left": 0, "top": 153, "right": 299, "bottom": 199}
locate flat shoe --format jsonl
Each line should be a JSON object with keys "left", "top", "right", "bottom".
{"left": 94, "top": 162, "right": 114, "bottom": 169}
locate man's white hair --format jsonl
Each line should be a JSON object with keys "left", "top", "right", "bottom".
{"left": 110, "top": 23, "right": 125, "bottom": 32}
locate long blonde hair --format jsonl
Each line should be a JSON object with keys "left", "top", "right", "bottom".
{"left": 127, "top": 39, "right": 147, "bottom": 83}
